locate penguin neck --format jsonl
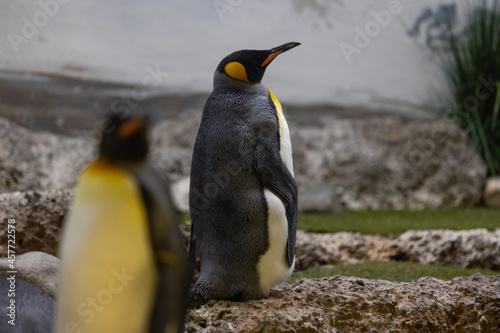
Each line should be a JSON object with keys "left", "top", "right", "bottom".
{"left": 213, "top": 71, "right": 268, "bottom": 96}
{"left": 91, "top": 157, "right": 147, "bottom": 173}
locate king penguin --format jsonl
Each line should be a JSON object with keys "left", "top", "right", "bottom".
{"left": 55, "top": 114, "right": 189, "bottom": 333}
{"left": 189, "top": 42, "right": 300, "bottom": 304}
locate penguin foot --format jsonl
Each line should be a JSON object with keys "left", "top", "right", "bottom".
{"left": 188, "top": 291, "right": 209, "bottom": 308}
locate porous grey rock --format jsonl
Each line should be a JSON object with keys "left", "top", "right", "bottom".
{"left": 484, "top": 177, "right": 500, "bottom": 208}
{"left": 171, "top": 177, "right": 191, "bottom": 212}
{"left": 149, "top": 110, "right": 200, "bottom": 184}
{"left": 0, "top": 115, "right": 193, "bottom": 211}
{"left": 397, "top": 229, "right": 500, "bottom": 270}
{"left": 0, "top": 189, "right": 72, "bottom": 257}
{"left": 298, "top": 182, "right": 343, "bottom": 213}
{"left": 0, "top": 117, "right": 92, "bottom": 193}
{"left": 0, "top": 114, "right": 487, "bottom": 211}
{"left": 291, "top": 118, "right": 486, "bottom": 210}
{"left": 3, "top": 193, "right": 500, "bottom": 274}
{"left": 295, "top": 230, "right": 398, "bottom": 270}
{"left": 1, "top": 251, "right": 498, "bottom": 332}
{"left": 187, "top": 274, "right": 500, "bottom": 332}
{"left": 0, "top": 251, "right": 60, "bottom": 299}
{"left": 183, "top": 226, "right": 399, "bottom": 273}
{"left": 150, "top": 115, "right": 487, "bottom": 211}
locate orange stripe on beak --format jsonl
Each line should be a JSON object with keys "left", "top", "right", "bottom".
{"left": 118, "top": 118, "right": 145, "bottom": 138}
{"left": 260, "top": 51, "right": 283, "bottom": 67}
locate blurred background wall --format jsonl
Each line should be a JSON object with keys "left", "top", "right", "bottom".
{"left": 0, "top": 0, "right": 473, "bottom": 115}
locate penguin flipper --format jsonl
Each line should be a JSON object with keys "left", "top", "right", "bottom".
{"left": 188, "top": 222, "right": 197, "bottom": 285}
{"left": 134, "top": 167, "right": 189, "bottom": 333}
{"left": 253, "top": 142, "right": 298, "bottom": 267}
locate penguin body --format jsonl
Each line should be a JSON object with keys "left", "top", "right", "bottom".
{"left": 189, "top": 43, "right": 300, "bottom": 304}
{"left": 56, "top": 115, "right": 188, "bottom": 333}
{"left": 0, "top": 277, "right": 55, "bottom": 333}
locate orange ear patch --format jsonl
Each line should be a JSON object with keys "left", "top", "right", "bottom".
{"left": 225, "top": 62, "right": 251, "bottom": 83}
{"left": 260, "top": 51, "right": 282, "bottom": 67}
{"left": 118, "top": 118, "right": 145, "bottom": 138}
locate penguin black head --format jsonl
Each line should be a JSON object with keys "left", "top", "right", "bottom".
{"left": 216, "top": 42, "right": 301, "bottom": 84}
{"left": 98, "top": 113, "right": 149, "bottom": 163}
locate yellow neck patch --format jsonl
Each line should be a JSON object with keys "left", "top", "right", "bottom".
{"left": 267, "top": 87, "right": 284, "bottom": 136}
{"left": 86, "top": 158, "right": 119, "bottom": 174}
{"left": 225, "top": 61, "right": 252, "bottom": 83}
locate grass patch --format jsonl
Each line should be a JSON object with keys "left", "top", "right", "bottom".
{"left": 289, "top": 261, "right": 500, "bottom": 283}
{"left": 179, "top": 212, "right": 191, "bottom": 224}
{"left": 298, "top": 208, "right": 500, "bottom": 235}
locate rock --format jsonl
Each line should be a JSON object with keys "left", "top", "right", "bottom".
{"left": 292, "top": 118, "right": 486, "bottom": 210}
{"left": 484, "top": 177, "right": 500, "bottom": 208}
{"left": 2, "top": 251, "right": 499, "bottom": 332}
{"left": 397, "top": 229, "right": 500, "bottom": 270}
{"left": 149, "top": 110, "right": 200, "bottom": 184}
{"left": 0, "top": 251, "right": 60, "bottom": 299}
{"left": 148, "top": 111, "right": 200, "bottom": 210}
{"left": 0, "top": 189, "right": 72, "bottom": 258}
{"left": 0, "top": 117, "right": 92, "bottom": 193}
{"left": 298, "top": 183, "right": 343, "bottom": 213}
{"left": 182, "top": 227, "right": 399, "bottom": 273}
{"left": 3, "top": 193, "right": 500, "bottom": 273}
{"left": 295, "top": 230, "right": 398, "bottom": 270}
{"left": 0, "top": 115, "right": 194, "bottom": 212}
{"left": 0, "top": 114, "right": 487, "bottom": 211}
{"left": 172, "top": 177, "right": 191, "bottom": 212}
{"left": 151, "top": 115, "right": 487, "bottom": 211}
{"left": 187, "top": 274, "right": 500, "bottom": 332}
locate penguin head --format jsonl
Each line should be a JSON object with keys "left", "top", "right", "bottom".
{"left": 216, "top": 42, "right": 301, "bottom": 84}
{"left": 98, "top": 113, "right": 149, "bottom": 163}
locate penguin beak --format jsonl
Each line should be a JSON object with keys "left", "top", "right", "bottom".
{"left": 260, "top": 42, "right": 301, "bottom": 67}
{"left": 118, "top": 117, "right": 148, "bottom": 139}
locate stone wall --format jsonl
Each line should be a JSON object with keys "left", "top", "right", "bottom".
{"left": 291, "top": 117, "right": 486, "bottom": 210}
{"left": 0, "top": 114, "right": 484, "bottom": 212}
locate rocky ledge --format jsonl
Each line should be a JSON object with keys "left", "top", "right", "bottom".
{"left": 0, "top": 189, "right": 72, "bottom": 257}
{"left": 1, "top": 252, "right": 499, "bottom": 332}
{"left": 296, "top": 229, "right": 500, "bottom": 271}
{"left": 187, "top": 274, "right": 500, "bottom": 333}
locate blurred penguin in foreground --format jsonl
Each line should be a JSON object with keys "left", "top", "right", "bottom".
{"left": 55, "top": 114, "right": 189, "bottom": 333}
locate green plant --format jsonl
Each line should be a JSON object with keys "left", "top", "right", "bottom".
{"left": 441, "top": 0, "right": 500, "bottom": 176}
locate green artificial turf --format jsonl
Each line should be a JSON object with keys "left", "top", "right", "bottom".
{"left": 298, "top": 208, "right": 500, "bottom": 235}
{"left": 183, "top": 209, "right": 500, "bottom": 281}
{"left": 183, "top": 208, "right": 500, "bottom": 234}
{"left": 289, "top": 261, "right": 500, "bottom": 283}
